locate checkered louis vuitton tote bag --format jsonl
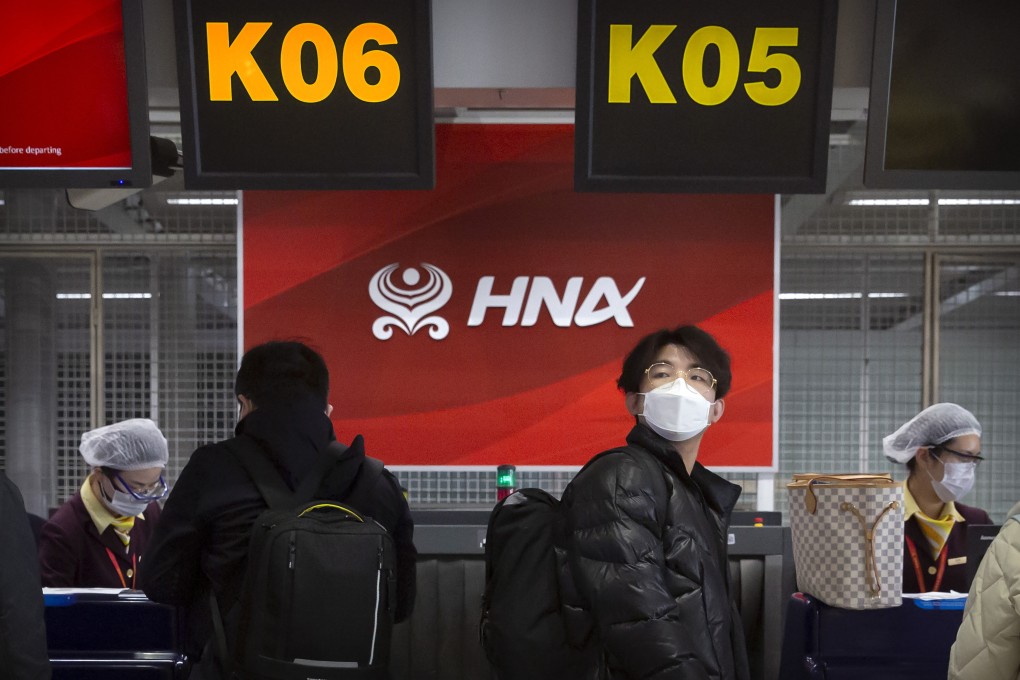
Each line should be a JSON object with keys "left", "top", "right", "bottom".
{"left": 787, "top": 474, "right": 904, "bottom": 609}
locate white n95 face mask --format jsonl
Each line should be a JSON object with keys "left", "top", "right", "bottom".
{"left": 640, "top": 380, "right": 713, "bottom": 442}
{"left": 929, "top": 461, "right": 976, "bottom": 503}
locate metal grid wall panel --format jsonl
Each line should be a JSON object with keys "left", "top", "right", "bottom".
{"left": 0, "top": 189, "right": 235, "bottom": 243}
{"left": 938, "top": 260, "right": 1020, "bottom": 521}
{"left": 391, "top": 468, "right": 758, "bottom": 510}
{"left": 0, "top": 257, "right": 93, "bottom": 513}
{"left": 101, "top": 252, "right": 238, "bottom": 487}
{"left": 0, "top": 185, "right": 238, "bottom": 510}
{"left": 777, "top": 254, "right": 925, "bottom": 517}
{"left": 54, "top": 262, "right": 94, "bottom": 506}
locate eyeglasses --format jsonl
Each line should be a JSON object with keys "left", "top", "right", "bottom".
{"left": 929, "top": 444, "right": 984, "bottom": 467}
{"left": 644, "top": 362, "right": 717, "bottom": 395}
{"left": 112, "top": 472, "right": 169, "bottom": 502}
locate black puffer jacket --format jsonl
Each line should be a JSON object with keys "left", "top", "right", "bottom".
{"left": 560, "top": 425, "right": 749, "bottom": 680}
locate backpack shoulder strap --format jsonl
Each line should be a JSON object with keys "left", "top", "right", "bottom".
{"left": 222, "top": 436, "right": 296, "bottom": 510}
{"left": 223, "top": 436, "right": 353, "bottom": 510}
{"left": 341, "top": 454, "right": 386, "bottom": 513}
{"left": 576, "top": 446, "right": 668, "bottom": 533}
{"left": 291, "top": 440, "right": 349, "bottom": 501}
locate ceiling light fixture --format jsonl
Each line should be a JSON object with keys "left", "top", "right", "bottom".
{"left": 166, "top": 197, "right": 239, "bottom": 206}
{"left": 779, "top": 292, "right": 909, "bottom": 300}
{"left": 57, "top": 293, "right": 153, "bottom": 300}
{"left": 847, "top": 197, "right": 1020, "bottom": 207}
{"left": 847, "top": 198, "right": 929, "bottom": 207}
{"left": 780, "top": 293, "right": 862, "bottom": 300}
{"left": 938, "top": 198, "right": 1020, "bottom": 206}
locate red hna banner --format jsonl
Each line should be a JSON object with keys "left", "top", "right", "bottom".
{"left": 243, "top": 124, "right": 775, "bottom": 469}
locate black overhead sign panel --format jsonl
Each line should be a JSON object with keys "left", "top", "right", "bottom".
{"left": 575, "top": 0, "right": 838, "bottom": 193}
{"left": 174, "top": 0, "right": 434, "bottom": 189}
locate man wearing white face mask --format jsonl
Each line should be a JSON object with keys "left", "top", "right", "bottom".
{"left": 883, "top": 403, "right": 992, "bottom": 593}
{"left": 39, "top": 418, "right": 169, "bottom": 589}
{"left": 560, "top": 325, "right": 749, "bottom": 680}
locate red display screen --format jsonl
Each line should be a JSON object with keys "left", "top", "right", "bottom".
{"left": 0, "top": 0, "right": 150, "bottom": 187}
{"left": 243, "top": 125, "right": 777, "bottom": 469}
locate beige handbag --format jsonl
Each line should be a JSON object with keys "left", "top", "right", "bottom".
{"left": 787, "top": 474, "right": 904, "bottom": 609}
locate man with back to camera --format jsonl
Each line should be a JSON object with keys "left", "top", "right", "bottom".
{"left": 141, "top": 340, "right": 416, "bottom": 679}
{"left": 560, "top": 325, "right": 749, "bottom": 680}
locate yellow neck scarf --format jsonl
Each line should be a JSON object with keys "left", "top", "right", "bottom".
{"left": 914, "top": 511, "right": 955, "bottom": 559}
{"left": 81, "top": 477, "right": 135, "bottom": 550}
{"left": 109, "top": 514, "right": 136, "bottom": 548}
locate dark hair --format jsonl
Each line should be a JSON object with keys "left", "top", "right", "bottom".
{"left": 234, "top": 341, "right": 329, "bottom": 409}
{"left": 617, "top": 325, "right": 732, "bottom": 399}
{"left": 906, "top": 443, "right": 942, "bottom": 473}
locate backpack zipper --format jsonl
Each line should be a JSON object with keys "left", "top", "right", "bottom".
{"left": 288, "top": 534, "right": 297, "bottom": 570}
{"left": 368, "top": 544, "right": 383, "bottom": 665}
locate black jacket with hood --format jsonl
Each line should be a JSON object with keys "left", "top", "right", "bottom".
{"left": 141, "top": 400, "right": 416, "bottom": 665}
{"left": 560, "top": 425, "right": 749, "bottom": 680}
{"left": 0, "top": 472, "right": 51, "bottom": 680}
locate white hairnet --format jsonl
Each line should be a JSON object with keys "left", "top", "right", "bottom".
{"left": 883, "top": 403, "right": 982, "bottom": 463}
{"left": 79, "top": 419, "right": 169, "bottom": 470}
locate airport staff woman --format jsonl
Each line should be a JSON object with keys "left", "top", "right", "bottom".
{"left": 883, "top": 403, "right": 992, "bottom": 593}
{"left": 39, "top": 419, "right": 169, "bottom": 589}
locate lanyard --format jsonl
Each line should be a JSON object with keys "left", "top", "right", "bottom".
{"left": 104, "top": 547, "right": 137, "bottom": 590}
{"left": 905, "top": 535, "right": 948, "bottom": 593}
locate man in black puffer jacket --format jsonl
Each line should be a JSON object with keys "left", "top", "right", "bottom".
{"left": 560, "top": 325, "right": 749, "bottom": 680}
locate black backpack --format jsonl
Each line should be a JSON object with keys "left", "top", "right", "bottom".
{"left": 215, "top": 435, "right": 397, "bottom": 680}
{"left": 479, "top": 448, "right": 667, "bottom": 680}
{"left": 479, "top": 487, "right": 598, "bottom": 680}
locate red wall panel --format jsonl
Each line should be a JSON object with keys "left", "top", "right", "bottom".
{"left": 243, "top": 124, "right": 775, "bottom": 468}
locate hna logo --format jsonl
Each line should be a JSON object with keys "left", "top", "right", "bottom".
{"left": 369, "top": 263, "right": 645, "bottom": 340}
{"left": 370, "top": 263, "right": 453, "bottom": 340}
{"left": 467, "top": 276, "right": 645, "bottom": 328}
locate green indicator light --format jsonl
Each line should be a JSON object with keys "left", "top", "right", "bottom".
{"left": 496, "top": 465, "right": 516, "bottom": 487}
{"left": 496, "top": 464, "right": 517, "bottom": 501}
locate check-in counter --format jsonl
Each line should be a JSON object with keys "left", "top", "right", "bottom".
{"left": 40, "top": 510, "right": 794, "bottom": 680}
{"left": 778, "top": 592, "right": 966, "bottom": 679}
{"left": 727, "top": 523, "right": 798, "bottom": 680}
{"left": 393, "top": 507, "right": 796, "bottom": 680}
{"left": 44, "top": 590, "right": 186, "bottom": 679}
